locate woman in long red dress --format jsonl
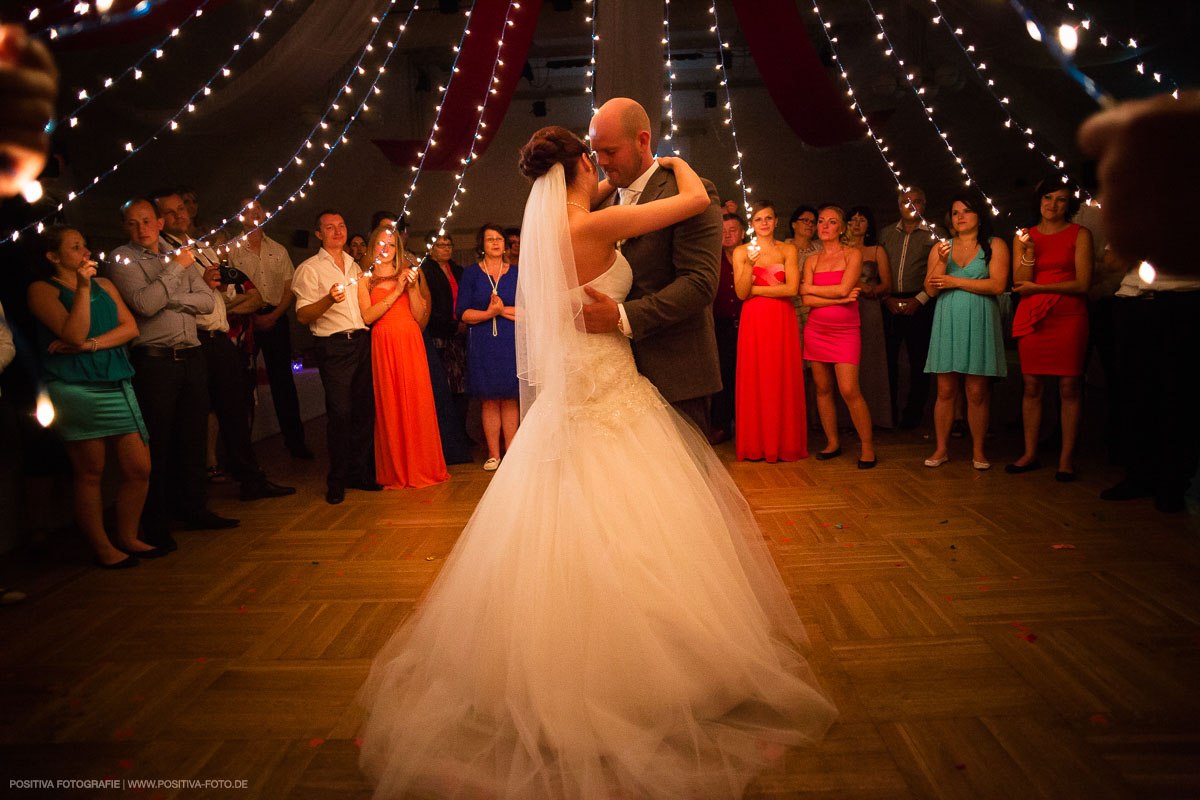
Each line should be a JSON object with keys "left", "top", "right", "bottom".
{"left": 733, "top": 201, "right": 806, "bottom": 462}
{"left": 357, "top": 225, "right": 449, "bottom": 489}
{"left": 1007, "top": 180, "right": 1093, "bottom": 481}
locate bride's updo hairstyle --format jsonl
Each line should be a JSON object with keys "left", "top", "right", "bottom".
{"left": 519, "top": 126, "right": 588, "bottom": 184}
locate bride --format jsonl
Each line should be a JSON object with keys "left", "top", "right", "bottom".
{"left": 358, "top": 126, "right": 837, "bottom": 799}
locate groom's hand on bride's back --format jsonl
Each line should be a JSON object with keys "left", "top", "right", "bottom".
{"left": 581, "top": 287, "right": 619, "bottom": 333}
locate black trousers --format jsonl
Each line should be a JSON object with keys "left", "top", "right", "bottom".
{"left": 710, "top": 316, "right": 738, "bottom": 434}
{"left": 130, "top": 346, "right": 209, "bottom": 543}
{"left": 199, "top": 331, "right": 263, "bottom": 485}
{"left": 254, "top": 314, "right": 306, "bottom": 451}
{"left": 883, "top": 296, "right": 936, "bottom": 425}
{"left": 312, "top": 331, "right": 375, "bottom": 488}
{"left": 1111, "top": 292, "right": 1200, "bottom": 503}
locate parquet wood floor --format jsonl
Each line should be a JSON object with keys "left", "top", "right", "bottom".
{"left": 1, "top": 420, "right": 1197, "bottom": 799}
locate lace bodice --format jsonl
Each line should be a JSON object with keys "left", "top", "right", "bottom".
{"left": 565, "top": 252, "right": 665, "bottom": 430}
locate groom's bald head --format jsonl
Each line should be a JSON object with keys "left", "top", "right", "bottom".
{"left": 589, "top": 98, "right": 654, "bottom": 189}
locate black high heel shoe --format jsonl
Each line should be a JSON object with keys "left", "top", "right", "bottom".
{"left": 97, "top": 555, "right": 139, "bottom": 570}
{"left": 815, "top": 447, "right": 842, "bottom": 461}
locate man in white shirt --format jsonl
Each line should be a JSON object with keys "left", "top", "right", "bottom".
{"left": 293, "top": 210, "right": 380, "bottom": 504}
{"left": 229, "top": 198, "right": 311, "bottom": 459}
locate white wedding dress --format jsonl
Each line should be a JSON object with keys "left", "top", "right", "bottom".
{"left": 357, "top": 249, "right": 837, "bottom": 799}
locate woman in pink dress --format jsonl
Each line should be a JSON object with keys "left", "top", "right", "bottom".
{"left": 801, "top": 204, "right": 874, "bottom": 468}
{"left": 357, "top": 225, "right": 449, "bottom": 489}
{"left": 732, "top": 201, "right": 805, "bottom": 462}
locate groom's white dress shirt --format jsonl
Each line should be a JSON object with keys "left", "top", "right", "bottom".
{"left": 615, "top": 162, "right": 660, "bottom": 338}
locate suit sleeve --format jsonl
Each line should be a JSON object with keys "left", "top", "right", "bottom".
{"left": 622, "top": 178, "right": 722, "bottom": 340}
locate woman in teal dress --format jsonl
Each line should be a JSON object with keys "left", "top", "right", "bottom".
{"left": 27, "top": 226, "right": 159, "bottom": 568}
{"left": 922, "top": 193, "right": 1010, "bottom": 470}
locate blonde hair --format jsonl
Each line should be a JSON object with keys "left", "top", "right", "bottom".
{"left": 366, "top": 224, "right": 400, "bottom": 275}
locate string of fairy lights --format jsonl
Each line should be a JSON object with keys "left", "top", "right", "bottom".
{"left": 1059, "top": 1, "right": 1181, "bottom": 100}
{"left": 31, "top": 0, "right": 179, "bottom": 40}
{"left": 583, "top": 0, "right": 596, "bottom": 116}
{"left": 807, "top": 1, "right": 943, "bottom": 235}
{"left": 52, "top": 0, "right": 217, "bottom": 130}
{"left": 923, "top": 0, "right": 1073, "bottom": 194}
{"left": 429, "top": 0, "right": 520, "bottom": 243}
{"left": 190, "top": 1, "right": 423, "bottom": 261}
{"left": 7, "top": 0, "right": 293, "bottom": 244}
{"left": 707, "top": 2, "right": 751, "bottom": 220}
{"left": 395, "top": 5, "right": 475, "bottom": 244}
{"left": 862, "top": 0, "right": 1001, "bottom": 217}
{"left": 661, "top": 0, "right": 680, "bottom": 155}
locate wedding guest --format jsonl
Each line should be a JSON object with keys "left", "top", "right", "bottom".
{"left": 801, "top": 204, "right": 873, "bottom": 467}
{"left": 732, "top": 202, "right": 805, "bottom": 462}
{"left": 504, "top": 227, "right": 520, "bottom": 266}
{"left": 348, "top": 234, "right": 368, "bottom": 267}
{"left": 27, "top": 226, "right": 159, "bottom": 567}
{"left": 419, "top": 234, "right": 472, "bottom": 464}
{"left": 847, "top": 205, "right": 894, "bottom": 429}
{"left": 229, "top": 198, "right": 311, "bottom": 459}
{"left": 358, "top": 225, "right": 448, "bottom": 489}
{"left": 1007, "top": 179, "right": 1093, "bottom": 480}
{"left": 708, "top": 212, "right": 745, "bottom": 446}
{"left": 294, "top": 210, "right": 381, "bottom": 504}
{"left": 786, "top": 205, "right": 820, "bottom": 344}
{"left": 880, "top": 188, "right": 943, "bottom": 429}
{"left": 108, "top": 198, "right": 238, "bottom": 549}
{"left": 455, "top": 223, "right": 518, "bottom": 471}
{"left": 922, "top": 193, "right": 1009, "bottom": 469}
{"left": 154, "top": 190, "right": 292, "bottom": 502}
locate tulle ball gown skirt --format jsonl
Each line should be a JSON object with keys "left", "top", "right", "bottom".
{"left": 358, "top": 366, "right": 837, "bottom": 799}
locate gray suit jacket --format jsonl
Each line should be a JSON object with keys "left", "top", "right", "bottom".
{"left": 616, "top": 168, "right": 723, "bottom": 403}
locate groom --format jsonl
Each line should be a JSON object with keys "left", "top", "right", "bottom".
{"left": 582, "top": 97, "right": 723, "bottom": 432}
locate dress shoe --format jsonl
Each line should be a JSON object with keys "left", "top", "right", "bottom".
{"left": 706, "top": 428, "right": 729, "bottom": 446}
{"left": 857, "top": 458, "right": 877, "bottom": 470}
{"left": 1004, "top": 460, "right": 1042, "bottom": 475}
{"left": 348, "top": 480, "right": 383, "bottom": 492}
{"left": 98, "top": 555, "right": 139, "bottom": 570}
{"left": 179, "top": 510, "right": 240, "bottom": 530}
{"left": 1099, "top": 480, "right": 1151, "bottom": 501}
{"left": 116, "top": 543, "right": 171, "bottom": 559}
{"left": 288, "top": 444, "right": 315, "bottom": 460}
{"left": 483, "top": 457, "right": 500, "bottom": 471}
{"left": 973, "top": 460, "right": 991, "bottom": 471}
{"left": 326, "top": 485, "right": 345, "bottom": 505}
{"left": 924, "top": 455, "right": 949, "bottom": 468}
{"left": 1055, "top": 470, "right": 1077, "bottom": 483}
{"left": 240, "top": 478, "right": 297, "bottom": 501}
{"left": 815, "top": 447, "right": 842, "bottom": 461}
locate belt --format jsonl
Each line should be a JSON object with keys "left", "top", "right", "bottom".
{"left": 135, "top": 344, "right": 201, "bottom": 360}
{"left": 315, "top": 329, "right": 367, "bottom": 340}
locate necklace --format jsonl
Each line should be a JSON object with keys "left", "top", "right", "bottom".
{"left": 482, "top": 259, "right": 504, "bottom": 337}
{"left": 566, "top": 201, "right": 590, "bottom": 213}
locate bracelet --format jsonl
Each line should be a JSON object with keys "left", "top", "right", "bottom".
{"left": 87, "top": 337, "right": 99, "bottom": 353}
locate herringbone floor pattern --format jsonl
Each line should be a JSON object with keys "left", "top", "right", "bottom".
{"left": 1, "top": 419, "right": 1197, "bottom": 799}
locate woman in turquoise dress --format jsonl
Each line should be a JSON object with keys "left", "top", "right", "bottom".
{"left": 27, "top": 226, "right": 158, "bottom": 568}
{"left": 922, "top": 193, "right": 1010, "bottom": 470}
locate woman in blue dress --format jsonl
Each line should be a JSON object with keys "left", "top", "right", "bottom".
{"left": 922, "top": 192, "right": 1010, "bottom": 470}
{"left": 455, "top": 223, "right": 519, "bottom": 471}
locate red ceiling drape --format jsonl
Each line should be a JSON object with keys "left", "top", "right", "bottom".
{"left": 374, "top": 0, "right": 543, "bottom": 171}
{"left": 731, "top": 0, "right": 865, "bottom": 147}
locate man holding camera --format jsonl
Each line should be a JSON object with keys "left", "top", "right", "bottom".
{"left": 153, "top": 189, "right": 294, "bottom": 504}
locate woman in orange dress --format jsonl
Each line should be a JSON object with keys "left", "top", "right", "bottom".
{"left": 1007, "top": 179, "right": 1093, "bottom": 481}
{"left": 357, "top": 225, "right": 449, "bottom": 489}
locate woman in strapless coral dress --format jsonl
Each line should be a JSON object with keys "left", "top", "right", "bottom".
{"left": 732, "top": 201, "right": 806, "bottom": 462}
{"left": 357, "top": 226, "right": 449, "bottom": 489}
{"left": 801, "top": 204, "right": 875, "bottom": 467}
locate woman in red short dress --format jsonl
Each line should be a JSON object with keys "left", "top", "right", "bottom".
{"left": 1007, "top": 179, "right": 1093, "bottom": 481}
